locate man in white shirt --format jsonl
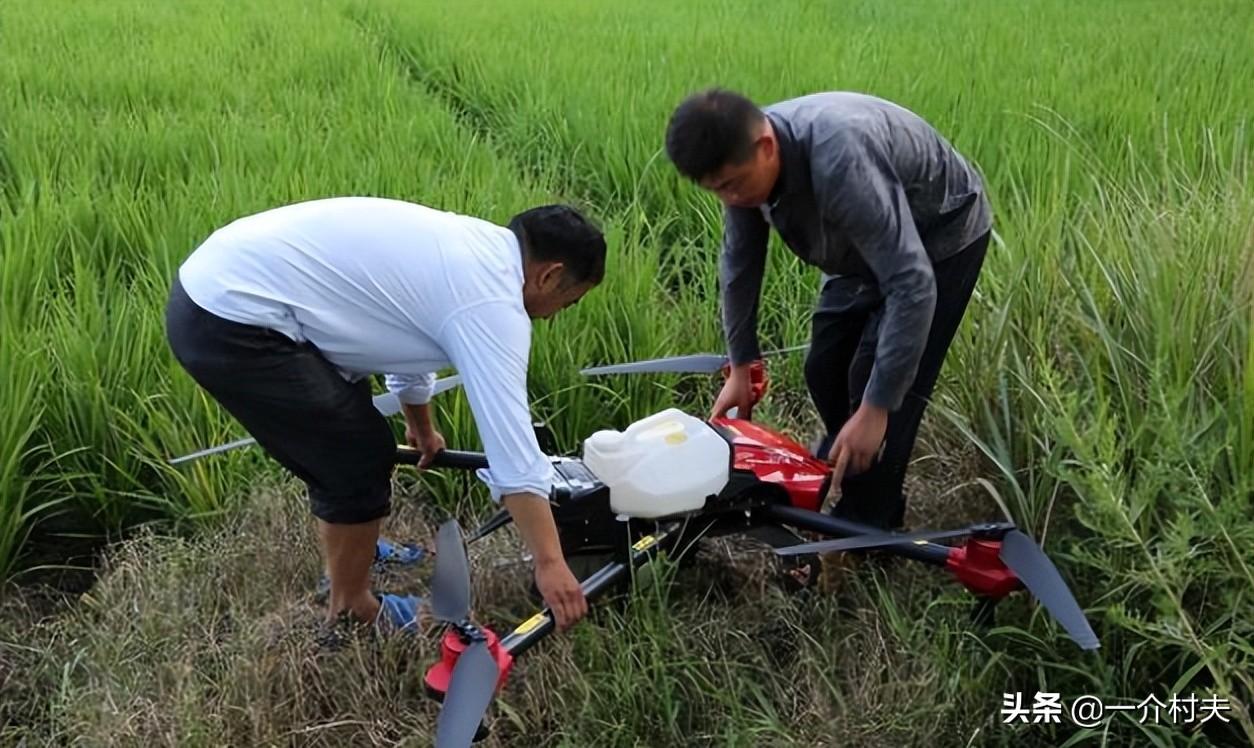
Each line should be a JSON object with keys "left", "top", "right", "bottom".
{"left": 165, "top": 197, "right": 603, "bottom": 633}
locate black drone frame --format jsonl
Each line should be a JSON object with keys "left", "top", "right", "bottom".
{"left": 396, "top": 442, "right": 1099, "bottom": 748}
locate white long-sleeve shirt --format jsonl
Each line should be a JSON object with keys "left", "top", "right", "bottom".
{"left": 177, "top": 196, "right": 553, "bottom": 502}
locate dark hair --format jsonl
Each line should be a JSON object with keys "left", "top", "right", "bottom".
{"left": 665, "top": 88, "right": 765, "bottom": 181}
{"left": 508, "top": 204, "right": 606, "bottom": 285}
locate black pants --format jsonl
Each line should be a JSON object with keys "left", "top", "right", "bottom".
{"left": 804, "top": 231, "right": 990, "bottom": 530}
{"left": 164, "top": 276, "right": 396, "bottom": 524}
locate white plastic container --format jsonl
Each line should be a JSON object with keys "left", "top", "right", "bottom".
{"left": 582, "top": 408, "right": 731, "bottom": 519}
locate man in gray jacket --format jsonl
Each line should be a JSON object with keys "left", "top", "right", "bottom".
{"left": 664, "top": 89, "right": 992, "bottom": 530}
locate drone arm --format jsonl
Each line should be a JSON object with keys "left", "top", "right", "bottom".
{"left": 499, "top": 521, "right": 682, "bottom": 659}
{"left": 394, "top": 446, "right": 489, "bottom": 471}
{"left": 467, "top": 507, "right": 514, "bottom": 542}
{"left": 760, "top": 504, "right": 951, "bottom": 566}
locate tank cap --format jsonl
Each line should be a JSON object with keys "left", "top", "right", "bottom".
{"left": 585, "top": 430, "right": 623, "bottom": 452}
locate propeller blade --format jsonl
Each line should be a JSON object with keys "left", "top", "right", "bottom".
{"left": 761, "top": 343, "right": 810, "bottom": 357}
{"left": 430, "top": 519, "right": 472, "bottom": 623}
{"left": 580, "top": 353, "right": 730, "bottom": 375}
{"left": 580, "top": 343, "right": 808, "bottom": 377}
{"left": 433, "top": 374, "right": 463, "bottom": 395}
{"left": 167, "top": 436, "right": 257, "bottom": 465}
{"left": 169, "top": 375, "right": 463, "bottom": 464}
{"left": 773, "top": 526, "right": 984, "bottom": 556}
{"left": 435, "top": 639, "right": 499, "bottom": 748}
{"left": 372, "top": 375, "right": 464, "bottom": 416}
{"left": 999, "top": 530, "right": 1100, "bottom": 651}
{"left": 371, "top": 392, "right": 404, "bottom": 416}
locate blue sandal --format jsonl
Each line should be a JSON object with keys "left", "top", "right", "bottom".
{"left": 375, "top": 593, "right": 424, "bottom": 634}
{"left": 316, "top": 593, "right": 425, "bottom": 650}
{"left": 314, "top": 537, "right": 429, "bottom": 601}
{"left": 374, "top": 538, "right": 426, "bottom": 567}
{"left": 316, "top": 537, "right": 428, "bottom": 602}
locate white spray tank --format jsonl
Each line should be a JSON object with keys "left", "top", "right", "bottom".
{"left": 582, "top": 408, "right": 731, "bottom": 519}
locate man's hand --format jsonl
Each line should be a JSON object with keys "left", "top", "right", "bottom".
{"left": 402, "top": 402, "right": 445, "bottom": 469}
{"left": 827, "top": 402, "right": 889, "bottom": 486}
{"left": 533, "top": 557, "right": 587, "bottom": 631}
{"left": 502, "top": 493, "right": 589, "bottom": 631}
{"left": 711, "top": 363, "right": 755, "bottom": 419}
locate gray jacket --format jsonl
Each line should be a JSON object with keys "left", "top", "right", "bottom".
{"left": 719, "top": 91, "right": 992, "bottom": 411}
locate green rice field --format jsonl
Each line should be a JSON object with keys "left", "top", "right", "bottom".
{"left": 1, "top": 0, "right": 1251, "bottom": 745}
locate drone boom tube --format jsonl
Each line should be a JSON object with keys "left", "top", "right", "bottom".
{"left": 394, "top": 446, "right": 489, "bottom": 471}
{"left": 499, "top": 522, "right": 682, "bottom": 659}
{"left": 761, "top": 504, "right": 951, "bottom": 566}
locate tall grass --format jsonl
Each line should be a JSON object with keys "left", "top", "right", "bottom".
{"left": 0, "top": 324, "right": 53, "bottom": 582}
{"left": 936, "top": 156, "right": 1254, "bottom": 743}
{"left": 353, "top": 0, "right": 1254, "bottom": 228}
{"left": 0, "top": 0, "right": 715, "bottom": 563}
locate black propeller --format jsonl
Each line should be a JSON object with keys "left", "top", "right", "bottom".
{"left": 773, "top": 522, "right": 1100, "bottom": 651}
{"left": 999, "top": 529, "right": 1101, "bottom": 651}
{"left": 580, "top": 344, "right": 808, "bottom": 376}
{"left": 430, "top": 519, "right": 502, "bottom": 748}
{"left": 431, "top": 520, "right": 473, "bottom": 622}
{"left": 772, "top": 522, "right": 1015, "bottom": 555}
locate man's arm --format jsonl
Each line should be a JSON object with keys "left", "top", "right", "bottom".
{"left": 501, "top": 492, "right": 565, "bottom": 569}
{"left": 385, "top": 373, "right": 443, "bottom": 467}
{"left": 720, "top": 205, "right": 771, "bottom": 366}
{"left": 438, "top": 302, "right": 553, "bottom": 504}
{"left": 500, "top": 491, "right": 584, "bottom": 630}
{"left": 401, "top": 401, "right": 436, "bottom": 433}
{"left": 438, "top": 300, "right": 587, "bottom": 628}
{"left": 400, "top": 401, "right": 447, "bottom": 468}
{"left": 812, "top": 127, "right": 936, "bottom": 412}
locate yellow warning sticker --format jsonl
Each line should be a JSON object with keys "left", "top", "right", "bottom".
{"left": 632, "top": 535, "right": 658, "bottom": 552}
{"left": 512, "top": 612, "right": 548, "bottom": 636}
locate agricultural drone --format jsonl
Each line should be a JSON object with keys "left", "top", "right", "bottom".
{"left": 171, "top": 347, "right": 1100, "bottom": 748}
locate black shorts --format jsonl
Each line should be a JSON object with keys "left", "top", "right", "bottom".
{"left": 164, "top": 276, "right": 396, "bottom": 524}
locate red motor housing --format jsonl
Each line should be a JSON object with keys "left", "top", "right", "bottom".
{"left": 424, "top": 626, "right": 514, "bottom": 698}
{"left": 945, "top": 539, "right": 1022, "bottom": 599}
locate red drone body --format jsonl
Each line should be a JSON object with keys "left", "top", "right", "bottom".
{"left": 710, "top": 359, "right": 828, "bottom": 511}
{"left": 711, "top": 413, "right": 1019, "bottom": 599}
{"left": 705, "top": 361, "right": 1019, "bottom": 600}
{"left": 710, "top": 415, "right": 829, "bottom": 513}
